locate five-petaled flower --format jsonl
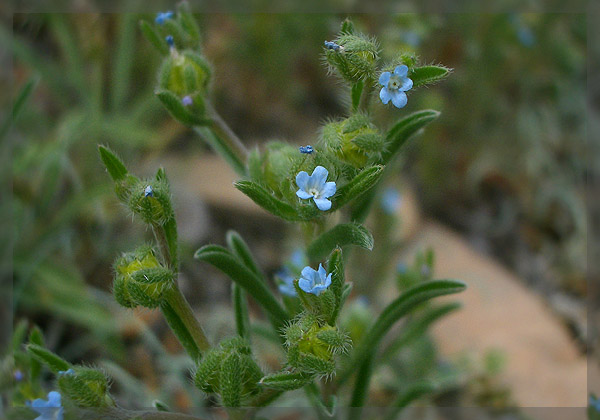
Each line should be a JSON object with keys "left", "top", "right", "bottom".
{"left": 29, "top": 391, "right": 63, "bottom": 420}
{"left": 299, "top": 264, "right": 332, "bottom": 296}
{"left": 155, "top": 11, "right": 174, "bottom": 25}
{"left": 379, "top": 65, "right": 413, "bottom": 109}
{"left": 296, "top": 166, "right": 336, "bottom": 211}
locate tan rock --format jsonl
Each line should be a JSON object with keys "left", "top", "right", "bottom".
{"left": 400, "top": 222, "right": 587, "bottom": 410}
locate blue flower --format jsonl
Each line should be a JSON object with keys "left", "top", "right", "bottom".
{"left": 299, "top": 264, "right": 332, "bottom": 296}
{"left": 29, "top": 391, "right": 63, "bottom": 420}
{"left": 299, "top": 145, "right": 314, "bottom": 154}
{"left": 590, "top": 395, "right": 600, "bottom": 412}
{"left": 380, "top": 187, "right": 402, "bottom": 214}
{"left": 295, "top": 166, "right": 336, "bottom": 211}
{"left": 276, "top": 268, "right": 297, "bottom": 297}
{"left": 13, "top": 369, "right": 23, "bottom": 382}
{"left": 379, "top": 65, "right": 413, "bottom": 109}
{"left": 290, "top": 248, "right": 306, "bottom": 268}
{"left": 58, "top": 369, "right": 74, "bottom": 377}
{"left": 144, "top": 185, "right": 154, "bottom": 197}
{"left": 166, "top": 35, "right": 175, "bottom": 47}
{"left": 182, "top": 95, "right": 193, "bottom": 106}
{"left": 155, "top": 11, "right": 174, "bottom": 25}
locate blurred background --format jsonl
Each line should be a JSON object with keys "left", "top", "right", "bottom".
{"left": 3, "top": 9, "right": 593, "bottom": 416}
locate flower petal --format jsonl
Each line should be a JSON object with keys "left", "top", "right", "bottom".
{"left": 296, "top": 171, "right": 310, "bottom": 190}
{"left": 298, "top": 277, "right": 313, "bottom": 294}
{"left": 47, "top": 391, "right": 61, "bottom": 406}
{"left": 324, "top": 273, "right": 332, "bottom": 288}
{"left": 317, "top": 263, "right": 327, "bottom": 279}
{"left": 378, "top": 71, "right": 391, "bottom": 86}
{"left": 391, "top": 91, "right": 408, "bottom": 109}
{"left": 380, "top": 87, "right": 392, "bottom": 104}
{"left": 279, "top": 283, "right": 297, "bottom": 297}
{"left": 296, "top": 189, "right": 313, "bottom": 199}
{"left": 313, "top": 197, "right": 332, "bottom": 211}
{"left": 394, "top": 65, "right": 408, "bottom": 77}
{"left": 399, "top": 77, "right": 413, "bottom": 92}
{"left": 301, "top": 266, "right": 317, "bottom": 280}
{"left": 311, "top": 166, "right": 329, "bottom": 187}
{"left": 311, "top": 284, "right": 328, "bottom": 295}
{"left": 321, "top": 181, "right": 337, "bottom": 198}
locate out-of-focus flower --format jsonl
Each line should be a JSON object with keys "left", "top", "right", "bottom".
{"left": 166, "top": 35, "right": 175, "bottom": 48}
{"left": 295, "top": 166, "right": 336, "bottom": 211}
{"left": 182, "top": 95, "right": 193, "bottom": 106}
{"left": 155, "top": 11, "right": 174, "bottom": 25}
{"left": 298, "top": 264, "right": 332, "bottom": 296}
{"left": 276, "top": 268, "right": 297, "bottom": 297}
{"left": 29, "top": 391, "right": 63, "bottom": 420}
{"left": 379, "top": 65, "right": 413, "bottom": 109}
{"left": 380, "top": 187, "right": 402, "bottom": 214}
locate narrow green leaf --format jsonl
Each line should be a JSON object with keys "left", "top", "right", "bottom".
{"left": 332, "top": 165, "right": 384, "bottom": 210}
{"left": 410, "top": 65, "right": 451, "bottom": 88}
{"left": 98, "top": 145, "right": 128, "bottom": 182}
{"left": 381, "top": 110, "right": 440, "bottom": 164}
{"left": 346, "top": 280, "right": 465, "bottom": 412}
{"left": 232, "top": 284, "right": 250, "bottom": 340}
{"left": 226, "top": 230, "right": 264, "bottom": 280}
{"left": 351, "top": 81, "right": 364, "bottom": 111}
{"left": 111, "top": 14, "right": 137, "bottom": 111}
{"left": 139, "top": 20, "right": 169, "bottom": 55}
{"left": 380, "top": 302, "right": 461, "bottom": 362}
{"left": 307, "top": 223, "right": 373, "bottom": 262}
{"left": 160, "top": 300, "right": 201, "bottom": 362}
{"left": 11, "top": 320, "right": 29, "bottom": 352}
{"left": 234, "top": 180, "right": 302, "bottom": 221}
{"left": 26, "top": 344, "right": 70, "bottom": 373}
{"left": 156, "top": 89, "right": 210, "bottom": 126}
{"left": 194, "top": 245, "right": 290, "bottom": 327}
{"left": 260, "top": 371, "right": 312, "bottom": 391}
{"left": 2, "top": 78, "right": 38, "bottom": 138}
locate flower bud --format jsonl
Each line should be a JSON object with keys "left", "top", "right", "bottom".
{"left": 56, "top": 367, "right": 111, "bottom": 408}
{"left": 324, "top": 33, "right": 379, "bottom": 83}
{"left": 159, "top": 50, "right": 211, "bottom": 98}
{"left": 127, "top": 179, "right": 174, "bottom": 226}
{"left": 320, "top": 113, "right": 384, "bottom": 169}
{"left": 113, "top": 246, "right": 174, "bottom": 309}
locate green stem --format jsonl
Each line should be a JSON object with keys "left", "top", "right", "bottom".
{"left": 162, "top": 286, "right": 211, "bottom": 361}
{"left": 358, "top": 77, "right": 373, "bottom": 113}
{"left": 152, "top": 224, "right": 172, "bottom": 268}
{"left": 232, "top": 283, "right": 250, "bottom": 340}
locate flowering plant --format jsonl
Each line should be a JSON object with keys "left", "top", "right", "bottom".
{"left": 10, "top": 6, "right": 464, "bottom": 420}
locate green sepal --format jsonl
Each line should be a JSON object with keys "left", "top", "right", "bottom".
{"left": 351, "top": 81, "right": 363, "bottom": 111}
{"left": 410, "top": 65, "right": 452, "bottom": 88}
{"left": 316, "top": 328, "right": 351, "bottom": 354}
{"left": 340, "top": 18, "right": 355, "bottom": 35}
{"left": 220, "top": 352, "right": 243, "bottom": 407}
{"left": 98, "top": 145, "right": 128, "bottom": 182}
{"left": 139, "top": 20, "right": 169, "bottom": 55}
{"left": 332, "top": 165, "right": 384, "bottom": 210}
{"left": 327, "top": 248, "right": 345, "bottom": 323}
{"left": 259, "top": 371, "right": 312, "bottom": 391}
{"left": 26, "top": 344, "right": 70, "bottom": 373}
{"left": 57, "top": 367, "right": 110, "bottom": 408}
{"left": 381, "top": 110, "right": 440, "bottom": 164}
{"left": 194, "top": 349, "right": 222, "bottom": 393}
{"left": 178, "top": 2, "right": 201, "bottom": 45}
{"left": 28, "top": 326, "right": 45, "bottom": 381}
{"left": 307, "top": 223, "right": 373, "bottom": 262}
{"left": 155, "top": 89, "right": 210, "bottom": 126}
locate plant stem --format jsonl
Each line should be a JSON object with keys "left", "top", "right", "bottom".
{"left": 152, "top": 224, "right": 172, "bottom": 267}
{"left": 163, "top": 285, "right": 211, "bottom": 359}
{"left": 358, "top": 78, "right": 373, "bottom": 113}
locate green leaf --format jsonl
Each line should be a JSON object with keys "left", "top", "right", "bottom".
{"left": 160, "top": 299, "right": 201, "bottom": 362}
{"left": 234, "top": 180, "right": 302, "bottom": 221}
{"left": 307, "top": 223, "right": 373, "bottom": 262}
{"left": 98, "top": 145, "right": 128, "bottom": 182}
{"left": 381, "top": 110, "right": 440, "bottom": 164}
{"left": 0, "top": 78, "right": 38, "bottom": 139}
{"left": 220, "top": 352, "right": 243, "bottom": 407}
{"left": 347, "top": 279, "right": 465, "bottom": 412}
{"left": 232, "top": 283, "right": 250, "bottom": 340}
{"left": 327, "top": 248, "right": 345, "bottom": 324}
{"left": 194, "top": 245, "right": 290, "bottom": 327}
{"left": 259, "top": 371, "right": 312, "bottom": 391}
{"left": 26, "top": 344, "right": 70, "bottom": 373}
{"left": 332, "top": 165, "right": 384, "bottom": 210}
{"left": 410, "top": 65, "right": 451, "bottom": 88}
{"left": 351, "top": 81, "right": 364, "bottom": 111}
{"left": 340, "top": 18, "right": 355, "bottom": 35}
{"left": 156, "top": 89, "right": 210, "bottom": 126}
{"left": 139, "top": 20, "right": 169, "bottom": 55}
{"left": 226, "top": 230, "right": 264, "bottom": 280}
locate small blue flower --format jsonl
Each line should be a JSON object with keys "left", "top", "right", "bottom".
{"left": 29, "top": 391, "right": 63, "bottom": 420}
{"left": 182, "top": 95, "right": 193, "bottom": 106}
{"left": 276, "top": 268, "right": 297, "bottom": 297}
{"left": 396, "top": 262, "right": 408, "bottom": 274}
{"left": 144, "top": 185, "right": 154, "bottom": 197}
{"left": 155, "top": 11, "right": 174, "bottom": 25}
{"left": 324, "top": 40, "right": 342, "bottom": 51}
{"left": 58, "top": 369, "right": 74, "bottom": 377}
{"left": 298, "top": 264, "right": 332, "bottom": 296}
{"left": 379, "top": 65, "right": 413, "bottom": 109}
{"left": 13, "top": 369, "right": 23, "bottom": 382}
{"left": 380, "top": 187, "right": 402, "bottom": 214}
{"left": 166, "top": 35, "right": 175, "bottom": 47}
{"left": 299, "top": 145, "right": 314, "bottom": 154}
{"left": 290, "top": 248, "right": 305, "bottom": 268}
{"left": 295, "top": 166, "right": 336, "bottom": 211}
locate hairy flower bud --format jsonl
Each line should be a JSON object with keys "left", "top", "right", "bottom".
{"left": 324, "top": 32, "right": 379, "bottom": 83}
{"left": 56, "top": 367, "right": 112, "bottom": 408}
{"left": 113, "top": 246, "right": 175, "bottom": 309}
{"left": 127, "top": 178, "right": 174, "bottom": 226}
